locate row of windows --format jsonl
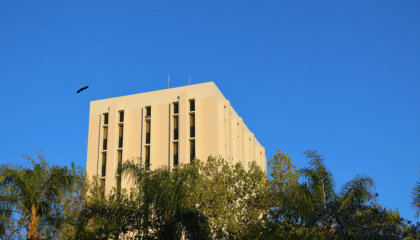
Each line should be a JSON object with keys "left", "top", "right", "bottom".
{"left": 172, "top": 140, "right": 195, "bottom": 164}
{"left": 145, "top": 106, "right": 151, "bottom": 168}
{"left": 172, "top": 141, "right": 195, "bottom": 164}
{"left": 101, "top": 111, "right": 124, "bottom": 195}
{"left": 103, "top": 111, "right": 124, "bottom": 150}
{"left": 100, "top": 150, "right": 123, "bottom": 194}
{"left": 189, "top": 100, "right": 195, "bottom": 162}
{"left": 100, "top": 150, "right": 123, "bottom": 177}
{"left": 173, "top": 100, "right": 195, "bottom": 166}
{"left": 101, "top": 129, "right": 123, "bottom": 150}
{"left": 118, "top": 112, "right": 124, "bottom": 197}
{"left": 144, "top": 106, "right": 151, "bottom": 148}
{"left": 172, "top": 100, "right": 194, "bottom": 114}
{"left": 101, "top": 100, "right": 195, "bottom": 187}
{"left": 173, "top": 103, "right": 178, "bottom": 166}
{"left": 103, "top": 111, "right": 124, "bottom": 125}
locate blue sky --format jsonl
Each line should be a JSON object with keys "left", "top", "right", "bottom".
{"left": 0, "top": 1, "right": 419, "bottom": 221}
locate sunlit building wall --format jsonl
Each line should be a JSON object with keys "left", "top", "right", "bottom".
{"left": 86, "top": 82, "right": 266, "bottom": 193}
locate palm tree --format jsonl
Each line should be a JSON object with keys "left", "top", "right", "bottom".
{"left": 78, "top": 158, "right": 210, "bottom": 240}
{"left": 0, "top": 154, "right": 74, "bottom": 240}
{"left": 118, "top": 157, "right": 210, "bottom": 240}
{"left": 115, "top": 157, "right": 152, "bottom": 239}
{"left": 146, "top": 165, "right": 209, "bottom": 240}
{"left": 412, "top": 166, "right": 420, "bottom": 219}
{"left": 75, "top": 181, "right": 138, "bottom": 240}
{"left": 297, "top": 150, "right": 376, "bottom": 234}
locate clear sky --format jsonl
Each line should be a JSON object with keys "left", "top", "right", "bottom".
{"left": 1, "top": 1, "right": 419, "bottom": 222}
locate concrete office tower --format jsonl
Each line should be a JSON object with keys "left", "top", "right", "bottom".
{"left": 86, "top": 82, "right": 266, "bottom": 193}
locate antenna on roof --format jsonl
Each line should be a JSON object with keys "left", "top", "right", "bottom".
{"left": 189, "top": 75, "right": 190, "bottom": 85}
{"left": 168, "top": 74, "right": 170, "bottom": 89}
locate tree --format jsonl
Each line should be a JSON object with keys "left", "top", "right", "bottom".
{"left": 143, "top": 164, "right": 210, "bottom": 240}
{"left": 411, "top": 165, "right": 420, "bottom": 219}
{"left": 266, "top": 150, "right": 300, "bottom": 221}
{"left": 0, "top": 202, "right": 23, "bottom": 239}
{"left": 327, "top": 201, "right": 420, "bottom": 239}
{"left": 75, "top": 179, "right": 139, "bottom": 240}
{"left": 296, "top": 150, "right": 377, "bottom": 235}
{"left": 264, "top": 150, "right": 379, "bottom": 239}
{"left": 43, "top": 162, "right": 88, "bottom": 239}
{"left": 0, "top": 151, "right": 75, "bottom": 240}
{"left": 185, "top": 156, "right": 268, "bottom": 239}
{"left": 78, "top": 157, "right": 210, "bottom": 240}
{"left": 263, "top": 150, "right": 311, "bottom": 240}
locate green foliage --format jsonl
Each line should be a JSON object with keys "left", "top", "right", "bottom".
{"left": 3, "top": 149, "right": 419, "bottom": 239}
{"left": 0, "top": 150, "right": 76, "bottom": 239}
{"left": 412, "top": 166, "right": 420, "bottom": 219}
{"left": 45, "top": 162, "right": 88, "bottom": 239}
{"left": 257, "top": 220, "right": 312, "bottom": 240}
{"left": 0, "top": 211, "right": 23, "bottom": 240}
{"left": 332, "top": 203, "right": 417, "bottom": 239}
{"left": 186, "top": 156, "right": 268, "bottom": 239}
{"left": 267, "top": 150, "right": 300, "bottom": 222}
{"left": 299, "top": 150, "right": 336, "bottom": 211}
{"left": 265, "top": 150, "right": 386, "bottom": 238}
{"left": 296, "top": 151, "right": 377, "bottom": 233}
{"left": 264, "top": 150, "right": 311, "bottom": 239}
{"left": 75, "top": 180, "right": 139, "bottom": 240}
{"left": 77, "top": 158, "right": 210, "bottom": 240}
{"left": 145, "top": 164, "right": 209, "bottom": 240}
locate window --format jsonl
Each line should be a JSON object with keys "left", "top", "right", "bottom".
{"left": 118, "top": 125, "right": 123, "bottom": 148}
{"left": 117, "top": 150, "right": 122, "bottom": 197}
{"left": 174, "top": 116, "right": 178, "bottom": 140}
{"left": 118, "top": 150, "right": 122, "bottom": 170}
{"left": 174, "top": 142, "right": 178, "bottom": 166}
{"left": 103, "top": 127, "right": 108, "bottom": 150}
{"left": 190, "top": 114, "right": 195, "bottom": 138}
{"left": 190, "top": 100, "right": 195, "bottom": 112}
{"left": 104, "top": 113, "right": 108, "bottom": 125}
{"left": 145, "top": 106, "right": 151, "bottom": 170}
{"left": 173, "top": 102, "right": 179, "bottom": 114}
{"left": 117, "top": 175, "right": 121, "bottom": 199}
{"left": 145, "top": 147, "right": 150, "bottom": 168}
{"left": 119, "top": 111, "right": 124, "bottom": 122}
{"left": 190, "top": 140, "right": 195, "bottom": 162}
{"left": 189, "top": 100, "right": 195, "bottom": 138}
{"left": 146, "top": 121, "right": 151, "bottom": 144}
{"left": 101, "top": 178, "right": 105, "bottom": 195}
{"left": 101, "top": 152, "right": 106, "bottom": 177}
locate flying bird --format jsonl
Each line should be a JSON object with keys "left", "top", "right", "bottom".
{"left": 77, "top": 86, "right": 89, "bottom": 93}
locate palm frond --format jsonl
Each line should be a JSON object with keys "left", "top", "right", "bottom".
{"left": 0, "top": 156, "right": 78, "bottom": 239}
{"left": 338, "top": 174, "right": 376, "bottom": 210}
{"left": 299, "top": 151, "right": 336, "bottom": 206}
{"left": 412, "top": 166, "right": 420, "bottom": 219}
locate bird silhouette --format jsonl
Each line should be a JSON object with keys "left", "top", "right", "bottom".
{"left": 77, "top": 86, "right": 89, "bottom": 93}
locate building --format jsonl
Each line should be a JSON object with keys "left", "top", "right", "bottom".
{"left": 86, "top": 82, "right": 266, "bottom": 193}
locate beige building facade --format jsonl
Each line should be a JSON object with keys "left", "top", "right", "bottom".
{"left": 86, "top": 82, "right": 266, "bottom": 193}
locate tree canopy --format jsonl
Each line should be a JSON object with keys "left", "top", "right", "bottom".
{"left": 0, "top": 151, "right": 77, "bottom": 240}
{"left": 412, "top": 166, "right": 420, "bottom": 219}
{"left": 1, "top": 150, "right": 419, "bottom": 239}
